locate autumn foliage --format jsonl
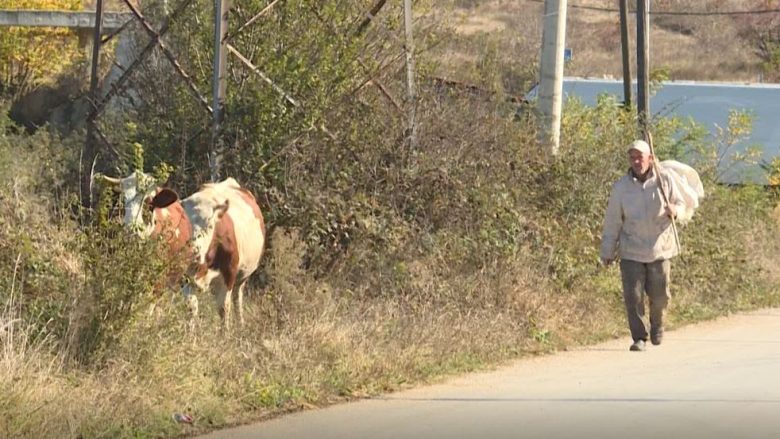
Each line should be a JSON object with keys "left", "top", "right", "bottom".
{"left": 0, "top": 0, "right": 84, "bottom": 99}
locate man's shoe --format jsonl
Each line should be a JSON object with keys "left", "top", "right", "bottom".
{"left": 651, "top": 327, "right": 664, "bottom": 345}
{"left": 629, "top": 339, "right": 646, "bottom": 351}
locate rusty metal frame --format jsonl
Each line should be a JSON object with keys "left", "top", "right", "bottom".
{"left": 83, "top": 0, "right": 211, "bottom": 209}
{"left": 82, "top": 0, "right": 407, "bottom": 209}
{"left": 120, "top": 0, "right": 212, "bottom": 113}
{"left": 89, "top": 0, "right": 199, "bottom": 119}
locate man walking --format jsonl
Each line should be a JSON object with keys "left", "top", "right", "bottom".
{"left": 600, "top": 139, "right": 686, "bottom": 352}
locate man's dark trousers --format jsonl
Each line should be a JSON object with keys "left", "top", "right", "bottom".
{"left": 620, "top": 259, "right": 670, "bottom": 342}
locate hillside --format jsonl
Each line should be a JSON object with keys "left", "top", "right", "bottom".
{"left": 433, "top": 0, "right": 776, "bottom": 97}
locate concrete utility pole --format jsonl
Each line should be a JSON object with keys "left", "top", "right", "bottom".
{"left": 211, "top": 0, "right": 229, "bottom": 181}
{"left": 403, "top": 0, "right": 417, "bottom": 149}
{"left": 619, "top": 0, "right": 632, "bottom": 108}
{"left": 537, "top": 0, "right": 567, "bottom": 156}
{"left": 636, "top": 0, "right": 650, "bottom": 130}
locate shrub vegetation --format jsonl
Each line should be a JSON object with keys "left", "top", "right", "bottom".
{"left": 2, "top": 1, "right": 780, "bottom": 437}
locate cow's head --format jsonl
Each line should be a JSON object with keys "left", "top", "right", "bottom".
{"left": 95, "top": 171, "right": 180, "bottom": 237}
{"left": 181, "top": 190, "right": 230, "bottom": 267}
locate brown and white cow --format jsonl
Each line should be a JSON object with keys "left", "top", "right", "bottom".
{"left": 179, "top": 178, "right": 266, "bottom": 329}
{"left": 95, "top": 172, "right": 266, "bottom": 328}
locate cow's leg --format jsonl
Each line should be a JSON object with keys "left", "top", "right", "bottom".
{"left": 182, "top": 283, "right": 200, "bottom": 319}
{"left": 219, "top": 260, "right": 238, "bottom": 330}
{"left": 181, "top": 283, "right": 200, "bottom": 333}
{"left": 213, "top": 276, "right": 232, "bottom": 330}
{"left": 232, "top": 281, "right": 246, "bottom": 328}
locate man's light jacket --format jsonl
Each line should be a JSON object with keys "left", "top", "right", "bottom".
{"left": 600, "top": 168, "right": 686, "bottom": 263}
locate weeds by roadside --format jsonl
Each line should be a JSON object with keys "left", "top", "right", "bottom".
{"left": 3, "top": 79, "right": 780, "bottom": 437}
{"left": 2, "top": 1, "right": 780, "bottom": 436}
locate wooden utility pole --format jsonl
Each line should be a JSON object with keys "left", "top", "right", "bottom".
{"left": 211, "top": 0, "right": 229, "bottom": 181}
{"left": 636, "top": 0, "right": 650, "bottom": 130}
{"left": 82, "top": 0, "right": 104, "bottom": 210}
{"left": 538, "top": 0, "right": 567, "bottom": 156}
{"left": 403, "top": 0, "right": 417, "bottom": 149}
{"left": 619, "top": 0, "right": 632, "bottom": 108}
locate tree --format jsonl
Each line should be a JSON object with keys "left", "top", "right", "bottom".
{"left": 0, "top": 0, "right": 85, "bottom": 100}
{"left": 734, "top": 0, "right": 780, "bottom": 80}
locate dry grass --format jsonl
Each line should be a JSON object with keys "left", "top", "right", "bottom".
{"left": 747, "top": 203, "right": 780, "bottom": 286}
{"left": 0, "top": 219, "right": 627, "bottom": 437}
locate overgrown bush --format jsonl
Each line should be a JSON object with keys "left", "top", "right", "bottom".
{"left": 2, "top": 1, "right": 780, "bottom": 437}
{"left": 0, "top": 109, "right": 193, "bottom": 358}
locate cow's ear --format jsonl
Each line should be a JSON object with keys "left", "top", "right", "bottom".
{"left": 215, "top": 200, "right": 229, "bottom": 218}
{"left": 150, "top": 188, "right": 179, "bottom": 209}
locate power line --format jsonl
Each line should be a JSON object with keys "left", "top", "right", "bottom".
{"left": 527, "top": 0, "right": 780, "bottom": 16}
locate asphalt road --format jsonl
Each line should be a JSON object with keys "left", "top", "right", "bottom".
{"left": 198, "top": 308, "right": 780, "bottom": 439}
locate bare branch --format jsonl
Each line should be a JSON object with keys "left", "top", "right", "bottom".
{"left": 226, "top": 0, "right": 283, "bottom": 42}
{"left": 356, "top": 0, "right": 389, "bottom": 35}
{"left": 226, "top": 43, "right": 299, "bottom": 107}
